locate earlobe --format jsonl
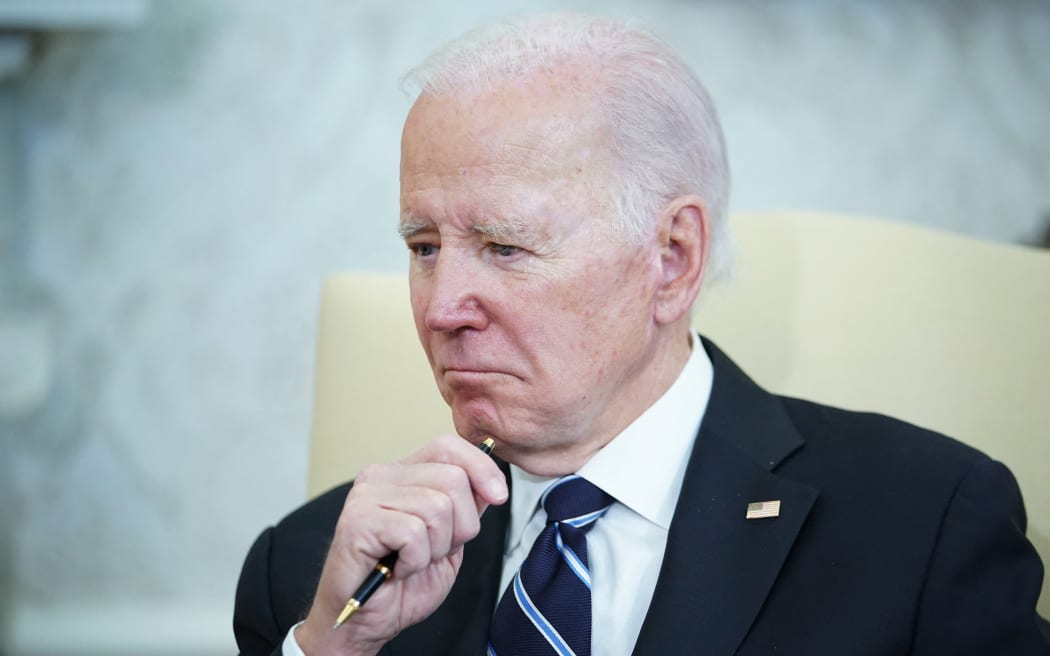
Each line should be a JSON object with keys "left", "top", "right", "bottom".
{"left": 653, "top": 196, "right": 709, "bottom": 325}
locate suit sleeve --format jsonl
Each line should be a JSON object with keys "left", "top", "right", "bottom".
{"left": 912, "top": 458, "right": 1049, "bottom": 655}
{"left": 234, "top": 527, "right": 286, "bottom": 656}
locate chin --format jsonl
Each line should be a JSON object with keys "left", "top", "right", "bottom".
{"left": 450, "top": 402, "right": 502, "bottom": 442}
{"left": 449, "top": 390, "right": 514, "bottom": 428}
{"left": 500, "top": 444, "right": 584, "bottom": 477}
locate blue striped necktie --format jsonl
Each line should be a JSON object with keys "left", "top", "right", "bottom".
{"left": 488, "top": 475, "right": 615, "bottom": 656}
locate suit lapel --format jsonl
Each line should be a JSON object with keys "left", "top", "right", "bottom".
{"left": 633, "top": 340, "right": 819, "bottom": 656}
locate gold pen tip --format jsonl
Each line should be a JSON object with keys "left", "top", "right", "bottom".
{"left": 332, "top": 599, "right": 361, "bottom": 630}
{"left": 480, "top": 437, "right": 495, "bottom": 453}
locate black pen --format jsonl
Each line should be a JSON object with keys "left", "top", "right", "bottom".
{"left": 332, "top": 437, "right": 497, "bottom": 629}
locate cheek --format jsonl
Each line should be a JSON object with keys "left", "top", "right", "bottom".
{"left": 570, "top": 259, "right": 654, "bottom": 320}
{"left": 409, "top": 283, "right": 431, "bottom": 335}
{"left": 537, "top": 264, "right": 645, "bottom": 359}
{"left": 570, "top": 262, "right": 657, "bottom": 368}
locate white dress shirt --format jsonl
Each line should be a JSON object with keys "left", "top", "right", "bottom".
{"left": 497, "top": 332, "right": 712, "bottom": 655}
{"left": 285, "top": 334, "right": 713, "bottom": 656}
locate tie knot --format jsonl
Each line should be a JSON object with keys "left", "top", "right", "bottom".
{"left": 541, "top": 475, "right": 614, "bottom": 527}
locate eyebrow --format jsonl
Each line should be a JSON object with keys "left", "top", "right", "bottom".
{"left": 397, "top": 219, "right": 542, "bottom": 243}
{"left": 471, "top": 221, "right": 541, "bottom": 243}
{"left": 397, "top": 221, "right": 429, "bottom": 240}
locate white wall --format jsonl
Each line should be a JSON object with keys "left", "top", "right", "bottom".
{"left": 1, "top": 1, "right": 1047, "bottom": 653}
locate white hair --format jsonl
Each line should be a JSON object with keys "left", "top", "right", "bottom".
{"left": 403, "top": 13, "right": 733, "bottom": 281}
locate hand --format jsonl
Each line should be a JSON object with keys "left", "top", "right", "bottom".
{"left": 295, "top": 434, "right": 509, "bottom": 656}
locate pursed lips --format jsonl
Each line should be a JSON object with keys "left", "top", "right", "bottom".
{"left": 443, "top": 366, "right": 508, "bottom": 375}
{"left": 441, "top": 366, "right": 521, "bottom": 381}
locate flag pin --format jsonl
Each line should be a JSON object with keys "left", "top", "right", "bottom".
{"left": 746, "top": 500, "right": 781, "bottom": 519}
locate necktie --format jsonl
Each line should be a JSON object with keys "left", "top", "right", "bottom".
{"left": 488, "top": 475, "right": 614, "bottom": 656}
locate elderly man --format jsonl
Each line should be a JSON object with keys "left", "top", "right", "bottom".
{"left": 234, "top": 14, "right": 1048, "bottom": 656}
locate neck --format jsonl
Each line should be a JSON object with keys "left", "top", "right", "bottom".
{"left": 510, "top": 324, "right": 694, "bottom": 476}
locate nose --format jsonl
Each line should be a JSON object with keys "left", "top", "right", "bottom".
{"left": 419, "top": 250, "right": 489, "bottom": 333}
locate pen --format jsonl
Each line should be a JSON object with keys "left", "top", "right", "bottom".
{"left": 332, "top": 437, "right": 497, "bottom": 629}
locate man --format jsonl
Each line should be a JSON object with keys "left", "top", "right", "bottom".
{"left": 235, "top": 14, "right": 1048, "bottom": 655}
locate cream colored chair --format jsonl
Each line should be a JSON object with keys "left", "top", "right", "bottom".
{"left": 307, "top": 210, "right": 1050, "bottom": 614}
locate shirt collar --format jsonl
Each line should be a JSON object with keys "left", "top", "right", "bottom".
{"left": 505, "top": 332, "right": 714, "bottom": 551}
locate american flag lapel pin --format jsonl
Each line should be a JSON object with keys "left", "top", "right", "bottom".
{"left": 746, "top": 500, "right": 781, "bottom": 519}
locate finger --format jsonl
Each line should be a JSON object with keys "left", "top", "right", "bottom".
{"left": 402, "top": 433, "right": 508, "bottom": 505}
{"left": 331, "top": 496, "right": 434, "bottom": 575}
{"left": 370, "top": 507, "right": 433, "bottom": 578}
{"left": 354, "top": 464, "right": 480, "bottom": 548}
{"left": 364, "top": 483, "right": 457, "bottom": 562}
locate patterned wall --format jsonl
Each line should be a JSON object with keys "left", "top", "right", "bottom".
{"left": 1, "top": 1, "right": 1047, "bottom": 652}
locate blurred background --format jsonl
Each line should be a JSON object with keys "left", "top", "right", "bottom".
{"left": 0, "top": 0, "right": 1047, "bottom": 654}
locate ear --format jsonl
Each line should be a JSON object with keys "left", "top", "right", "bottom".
{"left": 653, "top": 195, "right": 709, "bottom": 325}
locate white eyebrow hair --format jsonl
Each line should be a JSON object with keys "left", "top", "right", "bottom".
{"left": 397, "top": 221, "right": 429, "bottom": 240}
{"left": 397, "top": 219, "right": 541, "bottom": 242}
{"left": 472, "top": 221, "right": 540, "bottom": 242}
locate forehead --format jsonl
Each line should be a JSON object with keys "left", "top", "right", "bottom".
{"left": 400, "top": 70, "right": 613, "bottom": 202}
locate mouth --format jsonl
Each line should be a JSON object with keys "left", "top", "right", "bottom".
{"left": 441, "top": 367, "right": 520, "bottom": 384}
{"left": 444, "top": 367, "right": 510, "bottom": 376}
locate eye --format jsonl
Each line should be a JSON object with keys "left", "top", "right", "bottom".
{"left": 409, "top": 242, "right": 437, "bottom": 257}
{"left": 488, "top": 243, "right": 520, "bottom": 257}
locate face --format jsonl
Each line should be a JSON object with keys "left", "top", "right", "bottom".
{"left": 400, "top": 73, "right": 669, "bottom": 474}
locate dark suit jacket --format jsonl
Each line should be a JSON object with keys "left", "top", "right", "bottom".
{"left": 234, "top": 339, "right": 1049, "bottom": 655}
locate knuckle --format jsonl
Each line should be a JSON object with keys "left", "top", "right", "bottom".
{"left": 434, "top": 433, "right": 469, "bottom": 460}
{"left": 437, "top": 463, "right": 469, "bottom": 491}
{"left": 354, "top": 463, "right": 385, "bottom": 483}
{"left": 405, "top": 514, "right": 429, "bottom": 543}
{"left": 338, "top": 483, "right": 370, "bottom": 520}
{"left": 421, "top": 488, "right": 453, "bottom": 523}
{"left": 434, "top": 433, "right": 459, "bottom": 449}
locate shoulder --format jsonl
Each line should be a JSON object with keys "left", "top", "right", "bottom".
{"left": 262, "top": 482, "right": 354, "bottom": 624}
{"left": 269, "top": 482, "right": 353, "bottom": 594}
{"left": 770, "top": 399, "right": 1047, "bottom": 644}
{"left": 234, "top": 482, "right": 354, "bottom": 653}
{"left": 778, "top": 395, "right": 987, "bottom": 485}
{"left": 769, "top": 396, "right": 1013, "bottom": 558}
{"left": 272, "top": 482, "right": 353, "bottom": 548}
{"left": 702, "top": 337, "right": 989, "bottom": 490}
